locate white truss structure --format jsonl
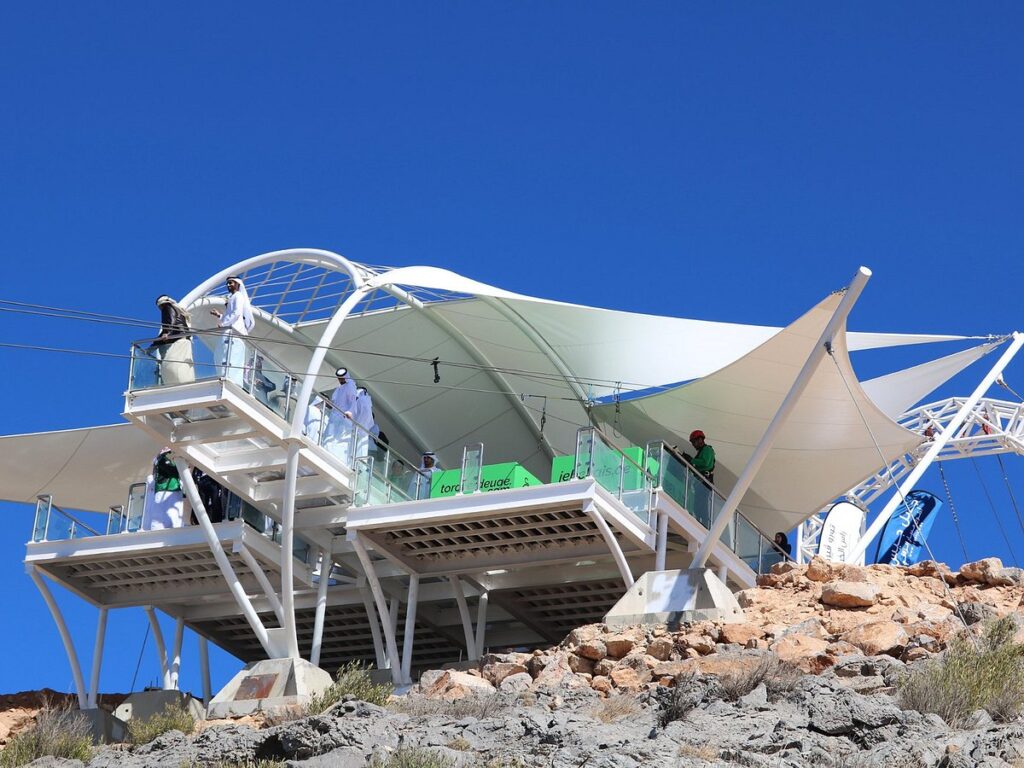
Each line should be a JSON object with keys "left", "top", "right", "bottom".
{"left": 799, "top": 393, "right": 1024, "bottom": 563}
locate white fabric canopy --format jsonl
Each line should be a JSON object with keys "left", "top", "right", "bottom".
{"left": 0, "top": 424, "right": 156, "bottom": 513}
{"left": 861, "top": 341, "right": 1001, "bottom": 419}
{"left": 590, "top": 294, "right": 926, "bottom": 534}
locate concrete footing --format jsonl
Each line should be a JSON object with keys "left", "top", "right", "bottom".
{"left": 207, "top": 657, "right": 333, "bottom": 719}
{"left": 113, "top": 689, "right": 206, "bottom": 725}
{"left": 79, "top": 708, "right": 127, "bottom": 744}
{"left": 604, "top": 568, "right": 744, "bottom": 628}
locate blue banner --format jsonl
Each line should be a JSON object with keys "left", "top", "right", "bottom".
{"left": 874, "top": 490, "right": 942, "bottom": 566}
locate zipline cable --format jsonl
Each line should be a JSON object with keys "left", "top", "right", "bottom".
{"left": 971, "top": 457, "right": 1020, "bottom": 566}
{"left": 937, "top": 463, "right": 970, "bottom": 563}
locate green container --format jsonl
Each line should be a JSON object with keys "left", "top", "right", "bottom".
{"left": 430, "top": 462, "right": 542, "bottom": 499}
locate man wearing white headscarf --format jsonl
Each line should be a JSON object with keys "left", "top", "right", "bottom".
{"left": 408, "top": 451, "right": 439, "bottom": 499}
{"left": 211, "top": 275, "right": 255, "bottom": 385}
{"left": 153, "top": 295, "right": 195, "bottom": 385}
{"left": 352, "top": 386, "right": 374, "bottom": 459}
{"left": 324, "top": 367, "right": 358, "bottom": 463}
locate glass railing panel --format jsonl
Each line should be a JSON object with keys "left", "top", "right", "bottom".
{"left": 734, "top": 513, "right": 762, "bottom": 573}
{"left": 46, "top": 507, "right": 74, "bottom": 541}
{"left": 460, "top": 444, "right": 483, "bottom": 495}
{"left": 574, "top": 428, "right": 595, "bottom": 480}
{"left": 125, "top": 483, "right": 147, "bottom": 532}
{"left": 353, "top": 456, "right": 373, "bottom": 507}
{"left": 759, "top": 532, "right": 786, "bottom": 574}
{"left": 32, "top": 496, "right": 51, "bottom": 543}
{"left": 106, "top": 506, "right": 124, "bottom": 535}
{"left": 246, "top": 349, "right": 294, "bottom": 421}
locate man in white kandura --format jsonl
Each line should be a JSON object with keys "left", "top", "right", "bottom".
{"left": 408, "top": 451, "right": 440, "bottom": 499}
{"left": 352, "top": 386, "right": 374, "bottom": 460}
{"left": 324, "top": 367, "right": 358, "bottom": 463}
{"left": 210, "top": 275, "right": 255, "bottom": 385}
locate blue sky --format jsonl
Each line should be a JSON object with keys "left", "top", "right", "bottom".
{"left": 2, "top": 3, "right": 1024, "bottom": 697}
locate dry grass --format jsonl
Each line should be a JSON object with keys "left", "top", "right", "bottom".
{"left": 389, "top": 693, "right": 518, "bottom": 720}
{"left": 127, "top": 701, "right": 196, "bottom": 745}
{"left": 587, "top": 695, "right": 642, "bottom": 723}
{"left": 677, "top": 743, "right": 719, "bottom": 761}
{"left": 446, "top": 736, "right": 472, "bottom": 751}
{"left": 897, "top": 615, "right": 1024, "bottom": 727}
{"left": 307, "top": 661, "right": 394, "bottom": 714}
{"left": 656, "top": 671, "right": 699, "bottom": 728}
{"left": 716, "top": 654, "right": 801, "bottom": 701}
{"left": 0, "top": 705, "right": 93, "bottom": 767}
{"left": 369, "top": 747, "right": 455, "bottom": 768}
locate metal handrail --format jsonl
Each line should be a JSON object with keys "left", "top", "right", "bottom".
{"left": 580, "top": 425, "right": 658, "bottom": 486}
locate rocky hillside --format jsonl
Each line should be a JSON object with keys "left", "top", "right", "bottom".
{"left": 8, "top": 556, "right": 1024, "bottom": 767}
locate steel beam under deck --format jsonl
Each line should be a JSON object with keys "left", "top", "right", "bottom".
{"left": 341, "top": 480, "right": 655, "bottom": 580}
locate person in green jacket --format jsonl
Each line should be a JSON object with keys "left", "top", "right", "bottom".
{"left": 684, "top": 430, "right": 715, "bottom": 483}
{"left": 684, "top": 429, "right": 716, "bottom": 527}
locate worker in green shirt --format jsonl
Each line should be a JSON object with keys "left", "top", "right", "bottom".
{"left": 683, "top": 429, "right": 716, "bottom": 528}
{"left": 684, "top": 429, "right": 715, "bottom": 484}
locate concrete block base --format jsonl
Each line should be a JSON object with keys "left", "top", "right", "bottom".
{"left": 79, "top": 708, "right": 127, "bottom": 744}
{"left": 113, "top": 689, "right": 206, "bottom": 725}
{"left": 604, "top": 568, "right": 745, "bottom": 628}
{"left": 207, "top": 657, "right": 333, "bottom": 719}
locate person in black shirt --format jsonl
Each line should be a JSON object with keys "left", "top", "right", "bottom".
{"left": 153, "top": 295, "right": 195, "bottom": 385}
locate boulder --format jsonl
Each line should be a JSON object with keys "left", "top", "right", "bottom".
{"left": 603, "top": 635, "right": 635, "bottom": 659}
{"left": 499, "top": 672, "right": 532, "bottom": 693}
{"left": 576, "top": 639, "right": 607, "bottom": 661}
{"left": 805, "top": 556, "right": 835, "bottom": 582}
{"left": 533, "top": 653, "right": 573, "bottom": 688}
{"left": 590, "top": 675, "right": 612, "bottom": 694}
{"left": 423, "top": 670, "right": 496, "bottom": 701}
{"left": 609, "top": 666, "right": 651, "bottom": 690}
{"left": 480, "top": 661, "right": 528, "bottom": 687}
{"left": 646, "top": 637, "right": 674, "bottom": 661}
{"left": 772, "top": 634, "right": 831, "bottom": 672}
{"left": 718, "top": 622, "right": 764, "bottom": 646}
{"left": 959, "top": 557, "right": 1003, "bottom": 584}
{"left": 821, "top": 581, "right": 879, "bottom": 608}
{"left": 568, "top": 655, "right": 595, "bottom": 675}
{"left": 841, "top": 620, "right": 908, "bottom": 657}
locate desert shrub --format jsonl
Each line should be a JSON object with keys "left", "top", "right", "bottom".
{"left": 587, "top": 694, "right": 642, "bottom": 723}
{"left": 370, "top": 747, "right": 455, "bottom": 768}
{"left": 655, "top": 671, "right": 699, "bottom": 728}
{"left": 389, "top": 693, "right": 517, "bottom": 720}
{"left": 897, "top": 615, "right": 1024, "bottom": 727}
{"left": 676, "top": 743, "right": 718, "bottom": 761}
{"left": 0, "top": 705, "right": 93, "bottom": 767}
{"left": 308, "top": 661, "right": 394, "bottom": 714}
{"left": 187, "top": 762, "right": 286, "bottom": 768}
{"left": 127, "top": 701, "right": 196, "bottom": 745}
{"left": 716, "top": 654, "right": 801, "bottom": 701}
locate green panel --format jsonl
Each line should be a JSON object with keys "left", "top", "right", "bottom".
{"left": 430, "top": 462, "right": 542, "bottom": 499}
{"left": 550, "top": 455, "right": 576, "bottom": 483}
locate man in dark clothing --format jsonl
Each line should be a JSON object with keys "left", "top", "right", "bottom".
{"left": 190, "top": 467, "right": 226, "bottom": 524}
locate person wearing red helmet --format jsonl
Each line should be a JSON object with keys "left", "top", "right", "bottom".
{"left": 684, "top": 429, "right": 715, "bottom": 484}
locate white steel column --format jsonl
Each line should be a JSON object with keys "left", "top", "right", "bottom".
{"left": 238, "top": 545, "right": 285, "bottom": 625}
{"left": 474, "top": 591, "right": 489, "bottom": 658}
{"left": 389, "top": 598, "right": 400, "bottom": 636}
{"left": 174, "top": 458, "right": 276, "bottom": 656}
{"left": 87, "top": 607, "right": 108, "bottom": 709}
{"left": 170, "top": 617, "right": 185, "bottom": 691}
{"left": 351, "top": 534, "right": 403, "bottom": 684}
{"left": 29, "top": 567, "right": 87, "bottom": 709}
{"left": 850, "top": 331, "right": 1024, "bottom": 562}
{"left": 450, "top": 575, "right": 478, "bottom": 660}
{"left": 401, "top": 575, "right": 420, "bottom": 685}
{"left": 655, "top": 510, "right": 669, "bottom": 571}
{"left": 360, "top": 588, "right": 386, "bottom": 669}
{"left": 279, "top": 285, "right": 371, "bottom": 661}
{"left": 310, "top": 547, "right": 332, "bottom": 667}
{"left": 584, "top": 502, "right": 634, "bottom": 587}
{"left": 694, "top": 266, "right": 873, "bottom": 568}
{"left": 198, "top": 636, "right": 212, "bottom": 703}
{"left": 144, "top": 607, "right": 171, "bottom": 690}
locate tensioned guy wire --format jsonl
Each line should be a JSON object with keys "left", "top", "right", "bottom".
{"left": 0, "top": 299, "right": 676, "bottom": 395}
